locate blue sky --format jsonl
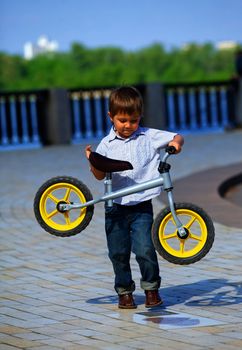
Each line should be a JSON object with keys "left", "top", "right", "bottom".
{"left": 1, "top": 0, "right": 242, "bottom": 55}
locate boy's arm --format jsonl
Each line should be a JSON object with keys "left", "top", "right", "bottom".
{"left": 85, "top": 145, "right": 106, "bottom": 180}
{"left": 168, "top": 134, "right": 184, "bottom": 153}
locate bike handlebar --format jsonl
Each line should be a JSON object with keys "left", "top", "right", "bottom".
{"left": 165, "top": 145, "right": 176, "bottom": 154}
{"left": 161, "top": 145, "right": 177, "bottom": 163}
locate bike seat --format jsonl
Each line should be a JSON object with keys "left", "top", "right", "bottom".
{"left": 89, "top": 152, "right": 133, "bottom": 173}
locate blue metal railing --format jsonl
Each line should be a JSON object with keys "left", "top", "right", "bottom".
{"left": 0, "top": 80, "right": 238, "bottom": 150}
{"left": 69, "top": 81, "right": 236, "bottom": 144}
{"left": 163, "top": 81, "right": 235, "bottom": 133}
{"left": 0, "top": 92, "right": 42, "bottom": 150}
{"left": 69, "top": 89, "right": 112, "bottom": 143}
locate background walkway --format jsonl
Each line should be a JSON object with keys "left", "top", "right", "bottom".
{"left": 1, "top": 130, "right": 242, "bottom": 350}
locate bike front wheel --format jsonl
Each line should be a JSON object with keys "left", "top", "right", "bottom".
{"left": 34, "top": 176, "right": 94, "bottom": 237}
{"left": 152, "top": 203, "right": 215, "bottom": 265}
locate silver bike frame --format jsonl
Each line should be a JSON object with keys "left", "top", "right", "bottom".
{"left": 59, "top": 151, "right": 187, "bottom": 237}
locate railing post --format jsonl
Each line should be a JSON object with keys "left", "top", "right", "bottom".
{"left": 71, "top": 92, "right": 83, "bottom": 142}
{"left": 20, "top": 95, "right": 30, "bottom": 144}
{"left": 143, "top": 83, "right": 167, "bottom": 129}
{"left": 103, "top": 90, "right": 112, "bottom": 132}
{"left": 235, "top": 78, "right": 242, "bottom": 127}
{"left": 42, "top": 88, "right": 72, "bottom": 145}
{"left": 29, "top": 94, "right": 41, "bottom": 144}
{"left": 9, "top": 96, "right": 19, "bottom": 144}
{"left": 93, "top": 90, "right": 104, "bottom": 138}
{"left": 82, "top": 91, "right": 94, "bottom": 138}
{"left": 0, "top": 97, "right": 9, "bottom": 145}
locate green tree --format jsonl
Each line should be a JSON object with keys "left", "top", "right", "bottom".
{"left": 0, "top": 42, "right": 240, "bottom": 92}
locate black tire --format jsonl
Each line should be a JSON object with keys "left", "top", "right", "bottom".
{"left": 34, "top": 176, "right": 94, "bottom": 237}
{"left": 152, "top": 203, "right": 215, "bottom": 265}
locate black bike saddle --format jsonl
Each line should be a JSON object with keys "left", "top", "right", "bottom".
{"left": 89, "top": 152, "right": 133, "bottom": 173}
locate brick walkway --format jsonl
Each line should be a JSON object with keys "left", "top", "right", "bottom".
{"left": 1, "top": 130, "right": 242, "bottom": 350}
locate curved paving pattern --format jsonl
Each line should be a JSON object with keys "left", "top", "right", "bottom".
{"left": 1, "top": 131, "right": 242, "bottom": 349}
{"left": 170, "top": 163, "right": 242, "bottom": 229}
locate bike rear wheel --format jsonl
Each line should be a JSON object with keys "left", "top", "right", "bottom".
{"left": 152, "top": 203, "right": 215, "bottom": 265}
{"left": 34, "top": 176, "right": 94, "bottom": 237}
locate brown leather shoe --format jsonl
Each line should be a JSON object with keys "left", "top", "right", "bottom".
{"left": 145, "top": 290, "right": 163, "bottom": 308}
{"left": 118, "top": 293, "right": 137, "bottom": 309}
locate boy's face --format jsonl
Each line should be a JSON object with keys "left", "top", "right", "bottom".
{"left": 108, "top": 112, "right": 141, "bottom": 139}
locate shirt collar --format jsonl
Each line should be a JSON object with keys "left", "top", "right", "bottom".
{"left": 108, "top": 126, "right": 145, "bottom": 142}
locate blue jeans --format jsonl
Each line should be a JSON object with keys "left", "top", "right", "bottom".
{"left": 105, "top": 200, "right": 161, "bottom": 295}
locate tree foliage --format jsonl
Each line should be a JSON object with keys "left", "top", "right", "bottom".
{"left": 0, "top": 42, "right": 240, "bottom": 91}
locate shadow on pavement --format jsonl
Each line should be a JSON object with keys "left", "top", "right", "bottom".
{"left": 86, "top": 279, "right": 242, "bottom": 307}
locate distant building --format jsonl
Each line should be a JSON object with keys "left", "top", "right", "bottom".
{"left": 24, "top": 36, "right": 59, "bottom": 60}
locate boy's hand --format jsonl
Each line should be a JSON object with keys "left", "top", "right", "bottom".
{"left": 168, "top": 141, "right": 182, "bottom": 153}
{"left": 168, "top": 134, "right": 184, "bottom": 154}
{"left": 85, "top": 144, "right": 106, "bottom": 180}
{"left": 85, "top": 145, "right": 92, "bottom": 159}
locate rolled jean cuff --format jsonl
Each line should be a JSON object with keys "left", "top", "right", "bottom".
{"left": 115, "top": 281, "right": 135, "bottom": 295}
{"left": 140, "top": 277, "right": 161, "bottom": 291}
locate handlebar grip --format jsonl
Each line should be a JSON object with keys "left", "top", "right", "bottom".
{"left": 165, "top": 145, "right": 176, "bottom": 154}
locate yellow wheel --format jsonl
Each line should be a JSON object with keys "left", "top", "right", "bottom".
{"left": 34, "top": 176, "right": 94, "bottom": 237}
{"left": 152, "top": 203, "right": 215, "bottom": 265}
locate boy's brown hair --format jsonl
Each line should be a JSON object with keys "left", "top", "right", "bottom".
{"left": 109, "top": 86, "right": 143, "bottom": 117}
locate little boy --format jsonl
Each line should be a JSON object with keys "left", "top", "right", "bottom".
{"left": 86, "top": 86, "right": 184, "bottom": 309}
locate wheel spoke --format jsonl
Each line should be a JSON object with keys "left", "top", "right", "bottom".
{"left": 46, "top": 209, "right": 58, "bottom": 219}
{"left": 64, "top": 187, "right": 71, "bottom": 201}
{"left": 190, "top": 232, "right": 203, "bottom": 241}
{"left": 64, "top": 212, "right": 71, "bottom": 225}
{"left": 170, "top": 216, "right": 177, "bottom": 227}
{"left": 186, "top": 216, "right": 197, "bottom": 229}
{"left": 180, "top": 240, "right": 185, "bottom": 254}
{"left": 163, "top": 232, "right": 177, "bottom": 240}
{"left": 47, "top": 193, "right": 59, "bottom": 204}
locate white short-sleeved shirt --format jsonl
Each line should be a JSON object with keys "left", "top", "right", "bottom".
{"left": 96, "top": 126, "right": 177, "bottom": 205}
